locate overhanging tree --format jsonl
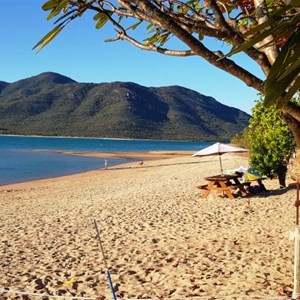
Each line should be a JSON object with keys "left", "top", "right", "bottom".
{"left": 36, "top": 0, "right": 300, "bottom": 145}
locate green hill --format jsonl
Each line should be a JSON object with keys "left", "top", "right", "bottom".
{"left": 0, "top": 72, "right": 250, "bottom": 141}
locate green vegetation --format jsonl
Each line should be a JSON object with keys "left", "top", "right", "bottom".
{"left": 0, "top": 72, "right": 249, "bottom": 141}
{"left": 232, "top": 96, "right": 296, "bottom": 188}
{"left": 231, "top": 128, "right": 249, "bottom": 149}
{"left": 248, "top": 99, "right": 295, "bottom": 187}
{"left": 226, "top": 0, "right": 300, "bottom": 109}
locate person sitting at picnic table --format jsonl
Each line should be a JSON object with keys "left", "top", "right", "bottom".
{"left": 250, "top": 179, "right": 268, "bottom": 194}
{"left": 231, "top": 179, "right": 267, "bottom": 196}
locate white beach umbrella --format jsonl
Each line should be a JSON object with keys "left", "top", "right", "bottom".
{"left": 192, "top": 142, "right": 249, "bottom": 174}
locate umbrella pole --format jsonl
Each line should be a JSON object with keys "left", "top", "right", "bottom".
{"left": 219, "top": 154, "right": 223, "bottom": 174}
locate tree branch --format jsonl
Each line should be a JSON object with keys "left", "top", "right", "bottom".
{"left": 100, "top": 0, "right": 134, "bottom": 17}
{"left": 90, "top": 1, "right": 271, "bottom": 75}
{"left": 283, "top": 111, "right": 300, "bottom": 148}
{"left": 106, "top": 31, "right": 195, "bottom": 56}
{"left": 118, "top": 0, "right": 264, "bottom": 91}
{"left": 205, "top": 0, "right": 271, "bottom": 75}
{"left": 205, "top": 0, "right": 232, "bottom": 32}
{"left": 253, "top": 0, "right": 278, "bottom": 64}
{"left": 283, "top": 102, "right": 300, "bottom": 123}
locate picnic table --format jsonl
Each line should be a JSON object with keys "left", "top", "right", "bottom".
{"left": 197, "top": 174, "right": 249, "bottom": 199}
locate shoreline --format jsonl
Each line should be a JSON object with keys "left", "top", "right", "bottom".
{"left": 57, "top": 149, "right": 195, "bottom": 160}
{"left": 0, "top": 150, "right": 194, "bottom": 191}
{"left": 0, "top": 133, "right": 206, "bottom": 143}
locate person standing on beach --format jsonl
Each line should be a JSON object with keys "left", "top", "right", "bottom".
{"left": 104, "top": 159, "right": 108, "bottom": 170}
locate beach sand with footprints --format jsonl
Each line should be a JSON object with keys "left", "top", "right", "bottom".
{"left": 0, "top": 151, "right": 297, "bottom": 299}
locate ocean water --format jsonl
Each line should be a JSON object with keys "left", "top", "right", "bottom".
{"left": 0, "top": 135, "right": 212, "bottom": 185}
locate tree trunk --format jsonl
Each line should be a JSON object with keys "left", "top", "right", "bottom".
{"left": 253, "top": 0, "right": 278, "bottom": 64}
{"left": 283, "top": 113, "right": 300, "bottom": 185}
{"left": 290, "top": 149, "right": 300, "bottom": 182}
{"left": 283, "top": 112, "right": 300, "bottom": 149}
{"left": 277, "top": 167, "right": 287, "bottom": 188}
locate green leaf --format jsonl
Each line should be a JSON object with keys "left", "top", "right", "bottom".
{"left": 243, "top": 6, "right": 288, "bottom": 37}
{"left": 93, "top": 12, "right": 103, "bottom": 21}
{"left": 146, "top": 23, "right": 154, "bottom": 30}
{"left": 147, "top": 33, "right": 169, "bottom": 46}
{"left": 263, "top": 30, "right": 300, "bottom": 106}
{"left": 264, "top": 66, "right": 300, "bottom": 106}
{"left": 33, "top": 23, "right": 65, "bottom": 52}
{"left": 227, "top": 26, "right": 279, "bottom": 57}
{"left": 42, "top": 0, "right": 58, "bottom": 11}
{"left": 225, "top": 6, "right": 290, "bottom": 57}
{"left": 279, "top": 59, "right": 300, "bottom": 81}
{"left": 95, "top": 18, "right": 108, "bottom": 29}
{"left": 276, "top": 76, "right": 300, "bottom": 108}
{"left": 126, "top": 20, "right": 143, "bottom": 31}
{"left": 47, "top": 8, "right": 62, "bottom": 20}
{"left": 95, "top": 14, "right": 109, "bottom": 29}
{"left": 46, "top": 0, "right": 69, "bottom": 20}
{"left": 144, "top": 33, "right": 160, "bottom": 45}
{"left": 157, "top": 33, "right": 170, "bottom": 46}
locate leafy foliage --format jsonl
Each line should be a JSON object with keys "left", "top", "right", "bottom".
{"left": 248, "top": 96, "right": 296, "bottom": 186}
{"left": 230, "top": 128, "right": 250, "bottom": 149}
{"left": 226, "top": 0, "right": 300, "bottom": 108}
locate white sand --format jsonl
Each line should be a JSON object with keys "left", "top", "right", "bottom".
{"left": 0, "top": 152, "right": 297, "bottom": 299}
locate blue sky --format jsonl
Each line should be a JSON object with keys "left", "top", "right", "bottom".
{"left": 0, "top": 0, "right": 265, "bottom": 114}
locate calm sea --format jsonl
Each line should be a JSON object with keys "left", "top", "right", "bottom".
{"left": 0, "top": 135, "right": 212, "bottom": 185}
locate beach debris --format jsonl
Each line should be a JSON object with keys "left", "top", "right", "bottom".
{"left": 60, "top": 279, "right": 77, "bottom": 288}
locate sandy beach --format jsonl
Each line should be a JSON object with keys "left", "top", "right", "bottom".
{"left": 0, "top": 151, "right": 298, "bottom": 299}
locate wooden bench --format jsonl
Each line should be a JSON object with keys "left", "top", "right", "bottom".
{"left": 196, "top": 184, "right": 208, "bottom": 190}
{"left": 196, "top": 182, "right": 235, "bottom": 199}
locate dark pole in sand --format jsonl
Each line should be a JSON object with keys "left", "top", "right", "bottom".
{"left": 218, "top": 154, "right": 223, "bottom": 174}
{"left": 296, "top": 182, "right": 300, "bottom": 226}
{"left": 93, "top": 219, "right": 118, "bottom": 300}
{"left": 292, "top": 181, "right": 300, "bottom": 299}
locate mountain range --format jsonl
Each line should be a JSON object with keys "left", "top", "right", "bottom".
{"left": 0, "top": 72, "right": 250, "bottom": 141}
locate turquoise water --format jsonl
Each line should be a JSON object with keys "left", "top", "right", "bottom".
{"left": 0, "top": 135, "right": 212, "bottom": 185}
